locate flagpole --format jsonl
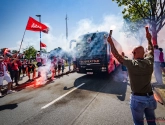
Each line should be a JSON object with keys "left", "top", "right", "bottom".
{"left": 19, "top": 29, "right": 26, "bottom": 52}
{"left": 36, "top": 15, "right": 41, "bottom": 52}
{"left": 39, "top": 16, "right": 41, "bottom": 52}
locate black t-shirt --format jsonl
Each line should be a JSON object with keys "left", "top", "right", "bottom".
{"left": 27, "top": 64, "right": 35, "bottom": 69}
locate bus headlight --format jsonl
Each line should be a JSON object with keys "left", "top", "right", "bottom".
{"left": 102, "top": 67, "right": 106, "bottom": 69}
{"left": 77, "top": 68, "right": 79, "bottom": 71}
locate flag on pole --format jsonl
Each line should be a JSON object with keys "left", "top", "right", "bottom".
{"left": 26, "top": 17, "right": 49, "bottom": 33}
{"left": 40, "top": 42, "right": 47, "bottom": 47}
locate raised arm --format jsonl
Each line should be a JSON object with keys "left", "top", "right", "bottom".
{"left": 10, "top": 58, "right": 18, "bottom": 64}
{"left": 107, "top": 35, "right": 124, "bottom": 64}
{"left": 146, "top": 27, "right": 154, "bottom": 56}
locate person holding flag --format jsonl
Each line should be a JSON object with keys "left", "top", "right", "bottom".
{"left": 36, "top": 52, "right": 42, "bottom": 77}
{"left": 17, "top": 16, "right": 49, "bottom": 60}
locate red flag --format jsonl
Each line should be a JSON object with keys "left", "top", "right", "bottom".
{"left": 26, "top": 17, "right": 49, "bottom": 33}
{"left": 40, "top": 42, "right": 47, "bottom": 47}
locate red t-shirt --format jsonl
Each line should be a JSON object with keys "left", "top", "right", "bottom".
{"left": 17, "top": 60, "right": 22, "bottom": 67}
{"left": 12, "top": 62, "right": 19, "bottom": 71}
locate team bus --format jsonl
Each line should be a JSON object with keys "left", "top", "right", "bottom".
{"left": 74, "top": 31, "right": 122, "bottom": 75}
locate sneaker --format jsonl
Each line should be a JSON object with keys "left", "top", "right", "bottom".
{"left": 7, "top": 90, "right": 16, "bottom": 94}
{"left": 0, "top": 92, "right": 2, "bottom": 97}
{"left": 15, "top": 84, "right": 20, "bottom": 86}
{"left": 51, "top": 78, "right": 56, "bottom": 81}
{"left": 27, "top": 79, "right": 31, "bottom": 82}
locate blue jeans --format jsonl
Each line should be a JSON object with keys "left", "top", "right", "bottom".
{"left": 62, "top": 65, "right": 64, "bottom": 73}
{"left": 130, "top": 94, "right": 157, "bottom": 125}
{"left": 68, "top": 62, "right": 71, "bottom": 71}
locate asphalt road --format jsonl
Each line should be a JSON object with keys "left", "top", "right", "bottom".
{"left": 0, "top": 68, "right": 165, "bottom": 125}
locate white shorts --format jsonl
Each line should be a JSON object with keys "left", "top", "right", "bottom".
{"left": 0, "top": 73, "right": 12, "bottom": 85}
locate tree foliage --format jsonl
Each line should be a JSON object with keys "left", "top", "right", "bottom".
{"left": 23, "top": 46, "right": 37, "bottom": 59}
{"left": 12, "top": 50, "right": 18, "bottom": 54}
{"left": 112, "top": 0, "right": 165, "bottom": 44}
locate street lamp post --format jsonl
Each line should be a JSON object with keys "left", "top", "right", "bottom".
{"left": 36, "top": 15, "right": 41, "bottom": 52}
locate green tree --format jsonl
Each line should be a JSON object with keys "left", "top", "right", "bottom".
{"left": 12, "top": 50, "right": 18, "bottom": 54}
{"left": 23, "top": 46, "right": 37, "bottom": 59}
{"left": 112, "top": 0, "right": 165, "bottom": 45}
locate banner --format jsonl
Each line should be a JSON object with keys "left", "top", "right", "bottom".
{"left": 26, "top": 17, "right": 49, "bottom": 33}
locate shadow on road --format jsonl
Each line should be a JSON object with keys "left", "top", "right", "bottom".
{"left": 73, "top": 67, "right": 128, "bottom": 101}
{"left": 0, "top": 103, "right": 18, "bottom": 111}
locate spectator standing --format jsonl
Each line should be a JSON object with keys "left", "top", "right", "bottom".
{"left": 22, "top": 60, "right": 27, "bottom": 77}
{"left": 36, "top": 52, "right": 42, "bottom": 77}
{"left": 17, "top": 59, "right": 22, "bottom": 80}
{"left": 11, "top": 58, "right": 19, "bottom": 86}
{"left": 73, "top": 55, "right": 77, "bottom": 71}
{"left": 4, "top": 56, "right": 13, "bottom": 88}
{"left": 154, "top": 45, "right": 163, "bottom": 84}
{"left": 57, "top": 57, "right": 62, "bottom": 75}
{"left": 26, "top": 60, "right": 36, "bottom": 81}
{"left": 0, "top": 56, "right": 15, "bottom": 97}
{"left": 41, "top": 55, "right": 47, "bottom": 66}
{"left": 159, "top": 48, "right": 165, "bottom": 74}
{"left": 6, "top": 58, "right": 13, "bottom": 82}
{"left": 107, "top": 28, "right": 157, "bottom": 124}
{"left": 61, "top": 57, "right": 65, "bottom": 74}
{"left": 50, "top": 58, "right": 56, "bottom": 81}
{"left": 52, "top": 56, "right": 57, "bottom": 78}
{"left": 67, "top": 55, "right": 72, "bottom": 72}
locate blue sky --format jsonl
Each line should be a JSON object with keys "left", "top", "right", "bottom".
{"left": 2, "top": 0, "right": 165, "bottom": 55}
{"left": 0, "top": 0, "right": 123, "bottom": 52}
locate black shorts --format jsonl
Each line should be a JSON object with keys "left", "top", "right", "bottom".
{"left": 58, "top": 65, "right": 61, "bottom": 70}
{"left": 27, "top": 67, "right": 35, "bottom": 73}
{"left": 54, "top": 65, "right": 57, "bottom": 70}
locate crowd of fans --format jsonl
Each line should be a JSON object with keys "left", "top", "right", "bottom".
{"left": 0, "top": 51, "right": 77, "bottom": 97}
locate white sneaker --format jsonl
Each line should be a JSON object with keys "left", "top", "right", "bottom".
{"left": 0, "top": 92, "right": 2, "bottom": 97}
{"left": 7, "top": 90, "right": 16, "bottom": 94}
{"left": 51, "top": 78, "right": 56, "bottom": 81}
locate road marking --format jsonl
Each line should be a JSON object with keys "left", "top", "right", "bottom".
{"left": 41, "top": 83, "right": 85, "bottom": 109}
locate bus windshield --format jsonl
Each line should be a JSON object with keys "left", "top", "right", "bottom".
{"left": 76, "top": 32, "right": 108, "bottom": 58}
